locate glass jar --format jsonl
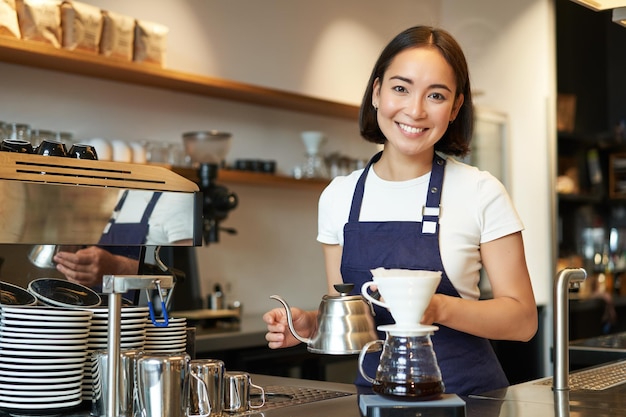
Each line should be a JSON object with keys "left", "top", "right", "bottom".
{"left": 7, "top": 123, "right": 31, "bottom": 141}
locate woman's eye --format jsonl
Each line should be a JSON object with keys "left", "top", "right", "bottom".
{"left": 392, "top": 85, "right": 408, "bottom": 93}
{"left": 428, "top": 92, "right": 446, "bottom": 101}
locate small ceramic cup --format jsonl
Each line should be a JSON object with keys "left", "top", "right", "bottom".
{"left": 37, "top": 139, "right": 67, "bottom": 157}
{"left": 68, "top": 143, "right": 98, "bottom": 160}
{"left": 1, "top": 139, "right": 34, "bottom": 153}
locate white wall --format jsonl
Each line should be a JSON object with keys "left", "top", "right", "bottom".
{"left": 441, "top": 0, "right": 556, "bottom": 304}
{"left": 441, "top": 0, "right": 557, "bottom": 376}
{"left": 0, "top": 0, "right": 556, "bottom": 359}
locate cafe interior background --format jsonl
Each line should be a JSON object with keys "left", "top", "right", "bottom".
{"left": 3, "top": 0, "right": 626, "bottom": 383}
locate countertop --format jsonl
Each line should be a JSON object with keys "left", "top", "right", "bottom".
{"left": 3, "top": 315, "right": 625, "bottom": 417}
{"left": 192, "top": 313, "right": 269, "bottom": 353}
{"left": 11, "top": 367, "right": 626, "bottom": 417}
{"left": 570, "top": 331, "right": 626, "bottom": 367}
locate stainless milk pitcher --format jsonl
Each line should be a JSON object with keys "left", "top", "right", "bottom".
{"left": 188, "top": 359, "right": 224, "bottom": 416}
{"left": 136, "top": 352, "right": 210, "bottom": 417}
{"left": 92, "top": 349, "right": 140, "bottom": 417}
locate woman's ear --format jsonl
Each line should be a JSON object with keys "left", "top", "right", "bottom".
{"left": 450, "top": 93, "right": 464, "bottom": 122}
{"left": 372, "top": 77, "right": 381, "bottom": 109}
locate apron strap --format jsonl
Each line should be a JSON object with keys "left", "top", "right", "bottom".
{"left": 347, "top": 151, "right": 446, "bottom": 235}
{"left": 422, "top": 154, "right": 445, "bottom": 234}
{"left": 348, "top": 151, "right": 381, "bottom": 222}
{"left": 141, "top": 192, "right": 162, "bottom": 225}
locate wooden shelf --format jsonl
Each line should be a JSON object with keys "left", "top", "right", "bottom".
{"left": 0, "top": 36, "right": 360, "bottom": 120}
{"left": 171, "top": 166, "right": 328, "bottom": 191}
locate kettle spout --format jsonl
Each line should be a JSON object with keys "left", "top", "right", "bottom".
{"left": 269, "top": 295, "right": 311, "bottom": 345}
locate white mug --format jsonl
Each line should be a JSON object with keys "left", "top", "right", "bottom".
{"left": 361, "top": 270, "right": 441, "bottom": 327}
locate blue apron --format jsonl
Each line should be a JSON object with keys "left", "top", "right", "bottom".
{"left": 98, "top": 190, "right": 162, "bottom": 247}
{"left": 96, "top": 191, "right": 163, "bottom": 302}
{"left": 341, "top": 151, "right": 508, "bottom": 396}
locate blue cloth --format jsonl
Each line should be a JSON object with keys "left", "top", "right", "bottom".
{"left": 96, "top": 191, "right": 162, "bottom": 302}
{"left": 340, "top": 151, "right": 508, "bottom": 396}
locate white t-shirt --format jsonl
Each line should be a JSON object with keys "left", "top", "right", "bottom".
{"left": 114, "top": 190, "right": 194, "bottom": 245}
{"left": 317, "top": 154, "right": 523, "bottom": 300}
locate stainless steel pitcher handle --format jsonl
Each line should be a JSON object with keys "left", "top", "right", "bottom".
{"left": 187, "top": 369, "right": 211, "bottom": 417}
{"left": 249, "top": 382, "right": 265, "bottom": 409}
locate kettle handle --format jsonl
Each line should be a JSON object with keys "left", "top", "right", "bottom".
{"left": 358, "top": 339, "right": 383, "bottom": 384}
{"left": 269, "top": 295, "right": 311, "bottom": 345}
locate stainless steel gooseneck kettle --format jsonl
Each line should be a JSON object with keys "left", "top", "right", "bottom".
{"left": 270, "top": 283, "right": 377, "bottom": 355}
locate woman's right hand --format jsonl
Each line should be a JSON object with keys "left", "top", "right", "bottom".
{"left": 263, "top": 307, "right": 316, "bottom": 349}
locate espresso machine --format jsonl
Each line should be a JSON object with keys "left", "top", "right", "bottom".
{"left": 0, "top": 151, "right": 203, "bottom": 417}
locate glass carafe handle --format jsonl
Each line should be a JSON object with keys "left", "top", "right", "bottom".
{"left": 358, "top": 339, "right": 383, "bottom": 384}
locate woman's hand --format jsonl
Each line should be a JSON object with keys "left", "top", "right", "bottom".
{"left": 54, "top": 246, "right": 139, "bottom": 288}
{"left": 420, "top": 293, "right": 445, "bottom": 326}
{"left": 263, "top": 307, "right": 317, "bottom": 349}
{"left": 420, "top": 232, "right": 538, "bottom": 342}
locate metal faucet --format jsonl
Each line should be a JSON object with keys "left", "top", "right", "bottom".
{"left": 553, "top": 268, "right": 587, "bottom": 391}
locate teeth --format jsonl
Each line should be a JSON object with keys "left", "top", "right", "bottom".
{"left": 399, "top": 123, "right": 425, "bottom": 134}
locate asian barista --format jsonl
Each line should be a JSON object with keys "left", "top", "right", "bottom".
{"left": 54, "top": 190, "right": 194, "bottom": 289}
{"left": 263, "top": 25, "right": 537, "bottom": 396}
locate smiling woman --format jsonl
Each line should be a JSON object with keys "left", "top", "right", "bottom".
{"left": 264, "top": 25, "right": 537, "bottom": 397}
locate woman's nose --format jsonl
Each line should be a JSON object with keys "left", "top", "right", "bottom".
{"left": 406, "top": 97, "right": 427, "bottom": 119}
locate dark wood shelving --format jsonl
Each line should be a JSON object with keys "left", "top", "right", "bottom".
{"left": 0, "top": 36, "right": 360, "bottom": 120}
{"left": 171, "top": 166, "right": 329, "bottom": 191}
{"left": 0, "top": 36, "right": 349, "bottom": 189}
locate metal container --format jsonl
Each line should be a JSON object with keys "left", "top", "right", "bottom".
{"left": 271, "top": 283, "right": 378, "bottom": 354}
{"left": 136, "top": 353, "right": 191, "bottom": 417}
{"left": 188, "top": 359, "right": 224, "bottom": 415}
{"left": 92, "top": 349, "right": 140, "bottom": 417}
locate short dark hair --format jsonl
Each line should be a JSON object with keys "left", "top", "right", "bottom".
{"left": 359, "top": 26, "right": 473, "bottom": 157}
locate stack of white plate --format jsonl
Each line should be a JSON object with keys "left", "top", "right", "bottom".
{"left": 81, "top": 306, "right": 149, "bottom": 401}
{"left": 144, "top": 316, "right": 187, "bottom": 354}
{"left": 0, "top": 305, "right": 92, "bottom": 415}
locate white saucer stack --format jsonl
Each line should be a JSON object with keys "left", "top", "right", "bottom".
{"left": 143, "top": 316, "right": 187, "bottom": 354}
{"left": 81, "top": 306, "right": 149, "bottom": 401}
{"left": 0, "top": 305, "right": 92, "bottom": 415}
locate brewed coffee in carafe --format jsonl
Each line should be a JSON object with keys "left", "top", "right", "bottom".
{"left": 376, "top": 330, "right": 443, "bottom": 399}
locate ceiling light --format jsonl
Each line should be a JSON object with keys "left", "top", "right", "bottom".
{"left": 570, "top": 0, "right": 626, "bottom": 11}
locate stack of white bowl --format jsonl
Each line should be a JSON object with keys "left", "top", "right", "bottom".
{"left": 81, "top": 306, "right": 149, "bottom": 401}
{"left": 0, "top": 306, "right": 92, "bottom": 415}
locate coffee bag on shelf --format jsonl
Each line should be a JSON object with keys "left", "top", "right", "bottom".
{"left": 99, "top": 9, "right": 134, "bottom": 61}
{"left": 0, "top": 0, "right": 21, "bottom": 38}
{"left": 133, "top": 19, "right": 168, "bottom": 67}
{"left": 15, "top": 0, "right": 61, "bottom": 47}
{"left": 60, "top": 0, "right": 101, "bottom": 53}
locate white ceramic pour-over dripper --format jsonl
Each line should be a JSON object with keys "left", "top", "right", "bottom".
{"left": 362, "top": 269, "right": 442, "bottom": 331}
{"left": 300, "top": 131, "right": 326, "bottom": 155}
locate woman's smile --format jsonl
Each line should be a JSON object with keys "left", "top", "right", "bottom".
{"left": 397, "top": 122, "right": 428, "bottom": 135}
